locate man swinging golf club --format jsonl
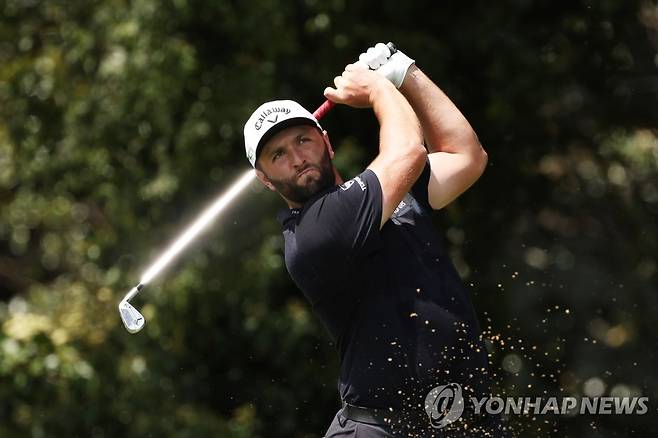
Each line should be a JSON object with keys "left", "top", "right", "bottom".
{"left": 244, "top": 43, "right": 510, "bottom": 437}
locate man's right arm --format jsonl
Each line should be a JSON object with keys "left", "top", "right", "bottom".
{"left": 324, "top": 65, "right": 426, "bottom": 228}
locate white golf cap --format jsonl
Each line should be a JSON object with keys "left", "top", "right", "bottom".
{"left": 244, "top": 99, "right": 322, "bottom": 167}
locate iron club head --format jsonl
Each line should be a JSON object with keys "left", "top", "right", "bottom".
{"left": 119, "top": 285, "right": 145, "bottom": 333}
{"left": 119, "top": 299, "right": 145, "bottom": 333}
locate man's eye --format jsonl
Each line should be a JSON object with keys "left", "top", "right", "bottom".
{"left": 299, "top": 137, "right": 310, "bottom": 143}
{"left": 272, "top": 151, "right": 282, "bottom": 161}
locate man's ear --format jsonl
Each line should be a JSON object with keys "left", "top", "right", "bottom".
{"left": 322, "top": 130, "right": 335, "bottom": 159}
{"left": 255, "top": 168, "right": 276, "bottom": 192}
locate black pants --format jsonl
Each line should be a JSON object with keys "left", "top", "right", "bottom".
{"left": 324, "top": 408, "right": 515, "bottom": 438}
{"left": 324, "top": 409, "right": 395, "bottom": 438}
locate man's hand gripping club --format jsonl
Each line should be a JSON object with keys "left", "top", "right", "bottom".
{"left": 323, "top": 64, "right": 394, "bottom": 109}
{"left": 357, "top": 42, "right": 415, "bottom": 88}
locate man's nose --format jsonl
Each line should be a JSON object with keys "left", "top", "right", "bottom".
{"left": 289, "top": 148, "right": 306, "bottom": 168}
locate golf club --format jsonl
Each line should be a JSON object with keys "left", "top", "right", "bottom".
{"left": 119, "top": 42, "right": 397, "bottom": 334}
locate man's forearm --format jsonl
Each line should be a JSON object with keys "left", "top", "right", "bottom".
{"left": 370, "top": 79, "right": 424, "bottom": 158}
{"left": 399, "top": 65, "right": 482, "bottom": 156}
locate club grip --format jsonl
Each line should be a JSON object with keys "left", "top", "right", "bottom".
{"left": 313, "top": 100, "right": 335, "bottom": 120}
{"left": 312, "top": 42, "right": 397, "bottom": 121}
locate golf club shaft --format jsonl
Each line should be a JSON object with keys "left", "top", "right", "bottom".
{"left": 141, "top": 169, "right": 255, "bottom": 286}
{"left": 123, "top": 283, "right": 143, "bottom": 302}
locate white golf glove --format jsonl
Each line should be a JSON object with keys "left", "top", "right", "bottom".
{"left": 356, "top": 42, "right": 415, "bottom": 88}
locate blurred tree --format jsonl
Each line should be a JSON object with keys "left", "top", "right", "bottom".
{"left": 0, "top": 0, "right": 656, "bottom": 436}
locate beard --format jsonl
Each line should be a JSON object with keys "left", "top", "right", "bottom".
{"left": 266, "top": 147, "right": 336, "bottom": 204}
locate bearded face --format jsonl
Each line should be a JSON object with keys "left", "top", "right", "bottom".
{"left": 265, "top": 146, "right": 335, "bottom": 203}
{"left": 256, "top": 125, "right": 337, "bottom": 205}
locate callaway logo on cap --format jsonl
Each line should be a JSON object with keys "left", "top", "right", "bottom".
{"left": 244, "top": 100, "right": 322, "bottom": 167}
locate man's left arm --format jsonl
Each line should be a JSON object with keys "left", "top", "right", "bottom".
{"left": 398, "top": 65, "right": 488, "bottom": 210}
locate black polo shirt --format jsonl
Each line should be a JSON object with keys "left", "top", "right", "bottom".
{"left": 277, "top": 160, "right": 492, "bottom": 414}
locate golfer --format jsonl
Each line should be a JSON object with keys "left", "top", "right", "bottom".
{"left": 244, "top": 44, "right": 510, "bottom": 437}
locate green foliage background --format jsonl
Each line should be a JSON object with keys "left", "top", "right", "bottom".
{"left": 1, "top": 0, "right": 657, "bottom": 436}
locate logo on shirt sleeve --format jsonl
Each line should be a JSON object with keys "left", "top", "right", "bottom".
{"left": 340, "top": 176, "right": 366, "bottom": 192}
{"left": 339, "top": 180, "right": 354, "bottom": 191}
